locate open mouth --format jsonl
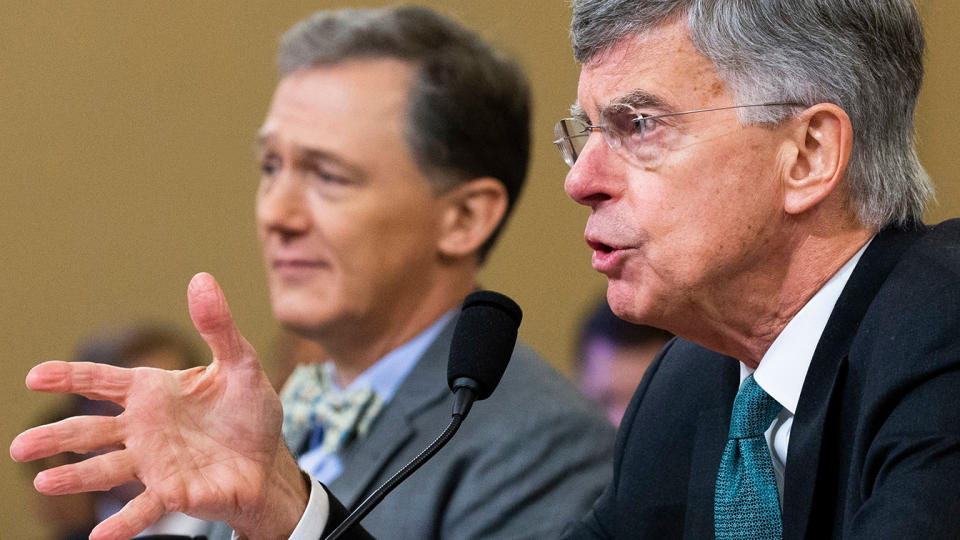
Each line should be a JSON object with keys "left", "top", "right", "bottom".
{"left": 587, "top": 240, "right": 615, "bottom": 254}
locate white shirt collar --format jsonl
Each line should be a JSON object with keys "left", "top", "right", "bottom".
{"left": 742, "top": 239, "right": 872, "bottom": 413}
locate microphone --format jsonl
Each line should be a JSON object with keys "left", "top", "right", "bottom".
{"left": 324, "top": 290, "right": 522, "bottom": 540}
{"left": 447, "top": 290, "right": 522, "bottom": 416}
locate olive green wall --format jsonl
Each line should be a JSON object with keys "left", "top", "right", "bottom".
{"left": 1, "top": 2, "right": 955, "bottom": 538}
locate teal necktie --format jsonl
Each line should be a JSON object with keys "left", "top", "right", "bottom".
{"left": 714, "top": 374, "right": 784, "bottom": 540}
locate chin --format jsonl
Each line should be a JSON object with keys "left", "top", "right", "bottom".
{"left": 605, "top": 280, "right": 655, "bottom": 326}
{"left": 271, "top": 296, "right": 331, "bottom": 331}
{"left": 280, "top": 320, "right": 329, "bottom": 342}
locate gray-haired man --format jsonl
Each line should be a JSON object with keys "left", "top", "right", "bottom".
{"left": 558, "top": 0, "right": 960, "bottom": 538}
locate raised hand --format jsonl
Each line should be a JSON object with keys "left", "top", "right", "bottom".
{"left": 10, "top": 272, "right": 309, "bottom": 540}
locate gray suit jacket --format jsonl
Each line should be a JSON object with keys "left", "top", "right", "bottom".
{"left": 208, "top": 316, "right": 614, "bottom": 539}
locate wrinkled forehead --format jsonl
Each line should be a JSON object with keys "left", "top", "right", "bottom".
{"left": 574, "top": 20, "right": 730, "bottom": 118}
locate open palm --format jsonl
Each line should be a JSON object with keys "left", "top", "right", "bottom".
{"left": 11, "top": 273, "right": 308, "bottom": 540}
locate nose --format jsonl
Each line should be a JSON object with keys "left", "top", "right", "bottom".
{"left": 256, "top": 171, "right": 311, "bottom": 237}
{"left": 563, "top": 135, "right": 619, "bottom": 208}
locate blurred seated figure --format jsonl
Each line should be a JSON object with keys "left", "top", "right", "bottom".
{"left": 575, "top": 298, "right": 673, "bottom": 426}
{"left": 69, "top": 324, "right": 206, "bottom": 538}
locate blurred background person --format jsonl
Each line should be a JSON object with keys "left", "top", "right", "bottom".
{"left": 68, "top": 323, "right": 206, "bottom": 538}
{"left": 194, "top": 7, "right": 615, "bottom": 539}
{"left": 575, "top": 298, "right": 673, "bottom": 426}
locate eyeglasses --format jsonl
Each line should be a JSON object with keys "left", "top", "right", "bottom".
{"left": 553, "top": 102, "right": 802, "bottom": 168}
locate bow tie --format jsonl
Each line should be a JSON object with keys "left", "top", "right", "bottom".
{"left": 280, "top": 362, "right": 385, "bottom": 457}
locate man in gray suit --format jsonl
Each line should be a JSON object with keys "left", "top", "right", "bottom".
{"left": 11, "top": 7, "right": 613, "bottom": 540}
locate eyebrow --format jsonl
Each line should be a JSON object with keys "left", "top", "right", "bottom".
{"left": 569, "top": 89, "right": 676, "bottom": 125}
{"left": 615, "top": 89, "right": 673, "bottom": 110}
{"left": 599, "top": 89, "right": 675, "bottom": 118}
{"left": 569, "top": 102, "right": 590, "bottom": 124}
{"left": 254, "top": 133, "right": 365, "bottom": 177}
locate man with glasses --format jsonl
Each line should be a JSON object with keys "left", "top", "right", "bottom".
{"left": 555, "top": 0, "right": 960, "bottom": 538}
{"left": 10, "top": 7, "right": 614, "bottom": 540}
{"left": 14, "top": 0, "right": 960, "bottom": 539}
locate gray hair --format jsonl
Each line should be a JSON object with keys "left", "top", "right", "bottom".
{"left": 571, "top": 0, "right": 933, "bottom": 229}
{"left": 278, "top": 6, "right": 530, "bottom": 261}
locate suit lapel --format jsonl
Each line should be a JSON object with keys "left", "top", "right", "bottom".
{"left": 782, "top": 225, "right": 923, "bottom": 539}
{"left": 684, "top": 359, "right": 739, "bottom": 539}
{"left": 330, "top": 317, "right": 457, "bottom": 509}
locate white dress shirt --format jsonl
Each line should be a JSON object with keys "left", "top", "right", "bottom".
{"left": 741, "top": 239, "right": 870, "bottom": 497}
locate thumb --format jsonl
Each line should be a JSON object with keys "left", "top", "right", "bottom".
{"left": 188, "top": 272, "right": 252, "bottom": 365}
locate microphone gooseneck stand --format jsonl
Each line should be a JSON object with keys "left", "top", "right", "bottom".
{"left": 325, "top": 289, "right": 520, "bottom": 540}
{"left": 324, "top": 383, "right": 479, "bottom": 540}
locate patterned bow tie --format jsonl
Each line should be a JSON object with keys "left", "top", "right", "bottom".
{"left": 280, "top": 362, "right": 384, "bottom": 457}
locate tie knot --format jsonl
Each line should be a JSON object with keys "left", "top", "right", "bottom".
{"left": 728, "top": 374, "right": 782, "bottom": 439}
{"left": 280, "top": 362, "right": 385, "bottom": 456}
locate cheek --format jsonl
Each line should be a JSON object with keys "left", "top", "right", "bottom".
{"left": 326, "top": 205, "right": 435, "bottom": 283}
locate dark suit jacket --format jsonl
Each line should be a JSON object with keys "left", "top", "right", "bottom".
{"left": 563, "top": 221, "right": 960, "bottom": 539}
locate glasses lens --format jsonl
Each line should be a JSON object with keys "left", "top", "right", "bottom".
{"left": 554, "top": 118, "right": 589, "bottom": 167}
{"left": 602, "top": 108, "right": 645, "bottom": 152}
{"left": 600, "top": 108, "right": 668, "bottom": 168}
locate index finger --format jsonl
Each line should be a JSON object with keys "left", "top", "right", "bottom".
{"left": 26, "top": 360, "right": 134, "bottom": 404}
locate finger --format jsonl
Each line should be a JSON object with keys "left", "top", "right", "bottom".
{"left": 24, "top": 360, "right": 134, "bottom": 403}
{"left": 10, "top": 415, "right": 123, "bottom": 462}
{"left": 90, "top": 490, "right": 166, "bottom": 540}
{"left": 187, "top": 272, "right": 253, "bottom": 365}
{"left": 33, "top": 449, "right": 136, "bottom": 495}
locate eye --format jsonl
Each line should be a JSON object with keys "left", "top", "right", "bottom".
{"left": 306, "top": 164, "right": 351, "bottom": 186}
{"left": 636, "top": 114, "right": 658, "bottom": 134}
{"left": 606, "top": 109, "right": 647, "bottom": 143}
{"left": 632, "top": 113, "right": 669, "bottom": 142}
{"left": 259, "top": 154, "right": 281, "bottom": 177}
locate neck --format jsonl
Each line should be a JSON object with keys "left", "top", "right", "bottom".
{"left": 669, "top": 221, "right": 874, "bottom": 368}
{"left": 316, "top": 267, "right": 476, "bottom": 387}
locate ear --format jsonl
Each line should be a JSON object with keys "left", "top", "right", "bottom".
{"left": 781, "top": 103, "right": 853, "bottom": 215}
{"left": 436, "top": 177, "right": 508, "bottom": 260}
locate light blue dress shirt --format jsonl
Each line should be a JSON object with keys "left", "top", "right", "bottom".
{"left": 297, "top": 310, "right": 456, "bottom": 484}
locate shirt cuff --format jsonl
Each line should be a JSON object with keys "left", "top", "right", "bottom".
{"left": 229, "top": 473, "right": 329, "bottom": 540}
{"left": 289, "top": 474, "right": 330, "bottom": 540}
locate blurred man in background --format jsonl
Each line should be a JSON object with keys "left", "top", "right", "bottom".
{"left": 71, "top": 324, "right": 205, "bottom": 537}
{"left": 575, "top": 298, "right": 672, "bottom": 425}
{"left": 12, "top": 7, "right": 614, "bottom": 540}
{"left": 25, "top": 324, "right": 204, "bottom": 539}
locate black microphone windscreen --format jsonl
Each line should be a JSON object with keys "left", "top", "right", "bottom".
{"left": 447, "top": 290, "right": 522, "bottom": 400}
